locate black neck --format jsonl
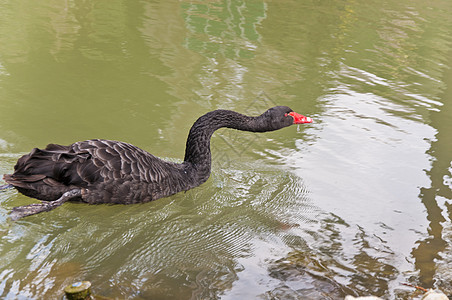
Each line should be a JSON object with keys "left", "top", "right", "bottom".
{"left": 183, "top": 110, "right": 259, "bottom": 182}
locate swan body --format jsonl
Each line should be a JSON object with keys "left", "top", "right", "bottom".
{"left": 3, "top": 106, "right": 312, "bottom": 219}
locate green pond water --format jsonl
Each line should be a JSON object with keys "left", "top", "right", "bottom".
{"left": 0, "top": 1, "right": 451, "bottom": 299}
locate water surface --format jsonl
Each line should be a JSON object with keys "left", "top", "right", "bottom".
{"left": 0, "top": 1, "right": 451, "bottom": 299}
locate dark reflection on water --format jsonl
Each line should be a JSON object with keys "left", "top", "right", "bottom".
{"left": 412, "top": 56, "right": 452, "bottom": 292}
{"left": 0, "top": 0, "right": 452, "bottom": 299}
{"left": 262, "top": 214, "right": 401, "bottom": 299}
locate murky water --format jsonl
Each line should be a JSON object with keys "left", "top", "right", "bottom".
{"left": 1, "top": 1, "right": 451, "bottom": 299}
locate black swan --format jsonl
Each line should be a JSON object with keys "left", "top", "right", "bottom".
{"left": 2, "top": 106, "right": 312, "bottom": 220}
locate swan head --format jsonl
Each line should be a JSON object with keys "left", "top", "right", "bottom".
{"left": 259, "top": 106, "right": 312, "bottom": 131}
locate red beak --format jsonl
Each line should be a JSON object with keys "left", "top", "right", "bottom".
{"left": 289, "top": 112, "right": 313, "bottom": 124}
